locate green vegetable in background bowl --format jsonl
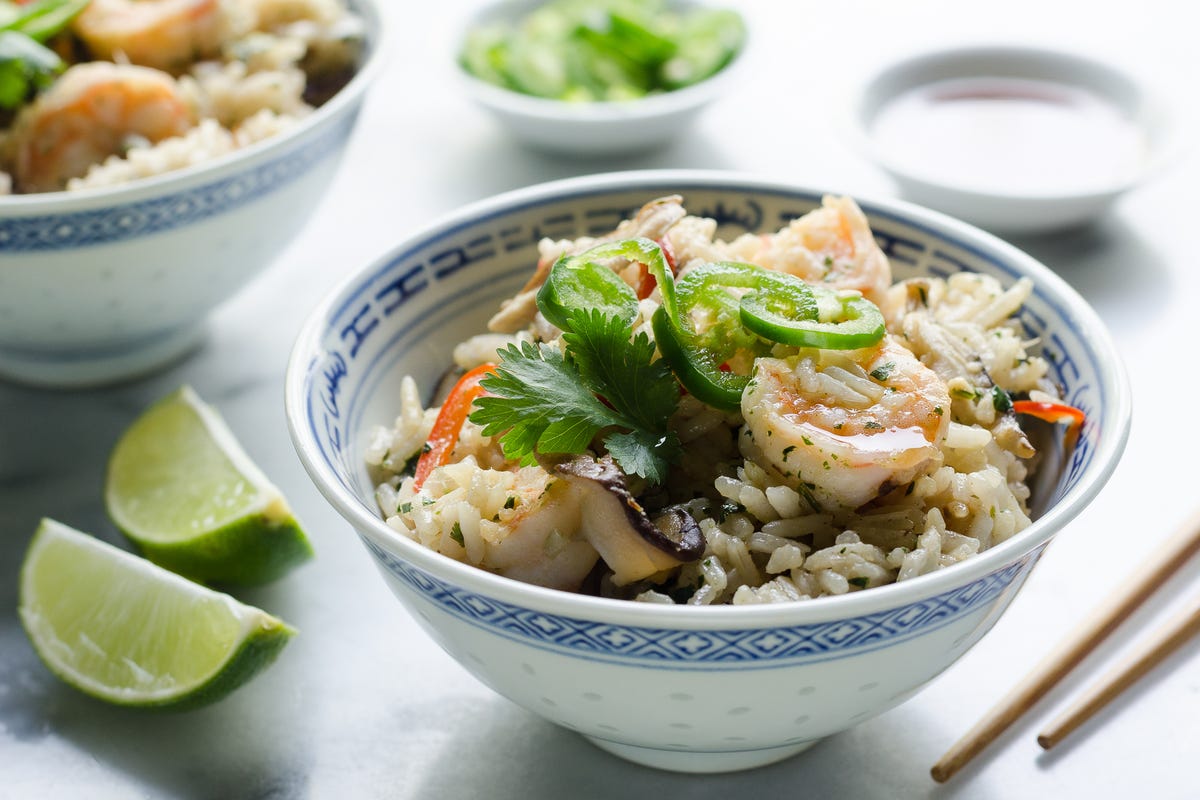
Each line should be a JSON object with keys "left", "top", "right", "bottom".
{"left": 0, "top": 0, "right": 89, "bottom": 109}
{"left": 460, "top": 0, "right": 745, "bottom": 102}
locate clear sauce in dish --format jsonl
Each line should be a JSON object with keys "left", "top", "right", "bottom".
{"left": 869, "top": 77, "right": 1147, "bottom": 195}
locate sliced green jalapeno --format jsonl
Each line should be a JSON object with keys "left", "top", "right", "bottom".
{"left": 536, "top": 237, "right": 674, "bottom": 331}
{"left": 652, "top": 262, "right": 808, "bottom": 411}
{"left": 740, "top": 286, "right": 885, "bottom": 350}
{"left": 651, "top": 306, "right": 747, "bottom": 411}
{"left": 536, "top": 238, "right": 886, "bottom": 413}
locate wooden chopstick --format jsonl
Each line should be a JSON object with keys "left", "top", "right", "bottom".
{"left": 930, "top": 506, "right": 1200, "bottom": 783}
{"left": 1037, "top": 594, "right": 1200, "bottom": 750}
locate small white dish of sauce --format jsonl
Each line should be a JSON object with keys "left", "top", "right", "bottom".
{"left": 850, "top": 45, "right": 1181, "bottom": 233}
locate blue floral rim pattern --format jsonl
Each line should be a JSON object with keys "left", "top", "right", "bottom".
{"left": 0, "top": 115, "right": 352, "bottom": 252}
{"left": 364, "top": 536, "right": 1033, "bottom": 669}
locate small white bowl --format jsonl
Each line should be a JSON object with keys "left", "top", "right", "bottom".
{"left": 0, "top": 0, "right": 388, "bottom": 388}
{"left": 285, "top": 170, "right": 1131, "bottom": 773}
{"left": 848, "top": 45, "right": 1182, "bottom": 233}
{"left": 457, "top": 0, "right": 746, "bottom": 156}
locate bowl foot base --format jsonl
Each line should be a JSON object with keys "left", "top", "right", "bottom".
{"left": 0, "top": 324, "right": 205, "bottom": 389}
{"left": 583, "top": 735, "right": 819, "bottom": 773}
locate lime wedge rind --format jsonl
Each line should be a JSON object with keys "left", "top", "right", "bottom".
{"left": 19, "top": 518, "right": 295, "bottom": 710}
{"left": 105, "top": 386, "right": 313, "bottom": 586}
{"left": 133, "top": 513, "right": 314, "bottom": 586}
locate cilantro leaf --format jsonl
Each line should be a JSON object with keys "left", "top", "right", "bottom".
{"left": 562, "top": 308, "right": 679, "bottom": 433}
{"left": 603, "top": 429, "right": 679, "bottom": 485}
{"left": 470, "top": 341, "right": 621, "bottom": 463}
{"left": 468, "top": 312, "right": 681, "bottom": 483}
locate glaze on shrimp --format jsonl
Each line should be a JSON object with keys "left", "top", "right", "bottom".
{"left": 740, "top": 337, "right": 951, "bottom": 510}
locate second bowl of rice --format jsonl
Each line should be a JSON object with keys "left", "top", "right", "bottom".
{"left": 285, "top": 170, "right": 1130, "bottom": 773}
{"left": 0, "top": 0, "right": 389, "bottom": 387}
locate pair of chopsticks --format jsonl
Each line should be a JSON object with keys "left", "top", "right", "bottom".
{"left": 930, "top": 507, "right": 1200, "bottom": 783}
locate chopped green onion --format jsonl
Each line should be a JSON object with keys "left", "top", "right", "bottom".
{"left": 0, "top": 0, "right": 91, "bottom": 110}
{"left": 459, "top": 0, "right": 744, "bottom": 101}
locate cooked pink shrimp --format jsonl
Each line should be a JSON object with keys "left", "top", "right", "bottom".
{"left": 72, "top": 0, "right": 252, "bottom": 72}
{"left": 8, "top": 62, "right": 193, "bottom": 193}
{"left": 483, "top": 457, "right": 700, "bottom": 589}
{"left": 741, "top": 336, "right": 951, "bottom": 510}
{"left": 480, "top": 475, "right": 602, "bottom": 591}
{"left": 733, "top": 195, "right": 892, "bottom": 306}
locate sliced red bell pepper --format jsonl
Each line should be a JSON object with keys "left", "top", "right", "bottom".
{"left": 412, "top": 363, "right": 497, "bottom": 490}
{"left": 1012, "top": 399, "right": 1086, "bottom": 434}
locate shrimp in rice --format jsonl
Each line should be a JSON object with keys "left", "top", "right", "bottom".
{"left": 371, "top": 196, "right": 1077, "bottom": 605}
{"left": 740, "top": 336, "right": 951, "bottom": 510}
{"left": 7, "top": 63, "right": 194, "bottom": 193}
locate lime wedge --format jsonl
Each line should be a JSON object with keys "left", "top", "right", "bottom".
{"left": 105, "top": 386, "right": 312, "bottom": 585}
{"left": 19, "top": 518, "right": 294, "bottom": 709}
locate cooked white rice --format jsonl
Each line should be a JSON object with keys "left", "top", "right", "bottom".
{"left": 370, "top": 198, "right": 1063, "bottom": 604}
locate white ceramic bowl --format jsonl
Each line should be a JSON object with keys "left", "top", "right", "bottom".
{"left": 848, "top": 45, "right": 1182, "bottom": 234}
{"left": 285, "top": 171, "right": 1130, "bottom": 773}
{"left": 0, "top": 0, "right": 388, "bottom": 388}
{"left": 457, "top": 0, "right": 745, "bottom": 156}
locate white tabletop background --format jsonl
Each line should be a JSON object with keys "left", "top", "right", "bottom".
{"left": 2, "top": 1, "right": 1198, "bottom": 797}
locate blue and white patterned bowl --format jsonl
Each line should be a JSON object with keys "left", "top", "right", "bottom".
{"left": 284, "top": 171, "right": 1130, "bottom": 773}
{"left": 0, "top": 0, "right": 388, "bottom": 388}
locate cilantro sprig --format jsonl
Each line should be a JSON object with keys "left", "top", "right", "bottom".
{"left": 469, "top": 308, "right": 681, "bottom": 484}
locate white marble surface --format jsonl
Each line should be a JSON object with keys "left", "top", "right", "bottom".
{"left": 3, "top": 1, "right": 1199, "bottom": 797}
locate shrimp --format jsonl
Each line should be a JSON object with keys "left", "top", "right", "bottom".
{"left": 7, "top": 63, "right": 194, "bottom": 193}
{"left": 740, "top": 337, "right": 951, "bottom": 510}
{"left": 727, "top": 195, "right": 892, "bottom": 306}
{"left": 71, "top": 0, "right": 253, "bottom": 73}
{"left": 476, "top": 456, "right": 701, "bottom": 590}
{"left": 480, "top": 474, "right": 602, "bottom": 591}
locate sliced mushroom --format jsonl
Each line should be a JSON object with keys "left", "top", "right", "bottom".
{"left": 992, "top": 411, "right": 1036, "bottom": 459}
{"left": 551, "top": 454, "right": 704, "bottom": 586}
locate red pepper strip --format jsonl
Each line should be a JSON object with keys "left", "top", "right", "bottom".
{"left": 658, "top": 236, "right": 678, "bottom": 274}
{"left": 412, "top": 363, "right": 497, "bottom": 490}
{"left": 635, "top": 237, "right": 679, "bottom": 300}
{"left": 636, "top": 264, "right": 657, "bottom": 300}
{"left": 1011, "top": 400, "right": 1086, "bottom": 433}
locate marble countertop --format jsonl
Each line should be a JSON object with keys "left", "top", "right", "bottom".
{"left": 3, "top": 1, "right": 1199, "bottom": 797}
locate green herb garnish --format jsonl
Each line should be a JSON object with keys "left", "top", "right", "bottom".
{"left": 459, "top": 0, "right": 745, "bottom": 102}
{"left": 869, "top": 361, "right": 896, "bottom": 381}
{"left": 470, "top": 308, "right": 681, "bottom": 484}
{"left": 991, "top": 385, "right": 1013, "bottom": 413}
{"left": 716, "top": 499, "right": 744, "bottom": 522}
{"left": 0, "top": 0, "right": 90, "bottom": 110}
